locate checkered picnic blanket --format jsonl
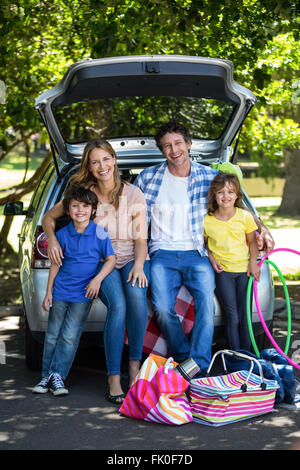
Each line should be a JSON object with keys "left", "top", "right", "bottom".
{"left": 124, "top": 286, "right": 195, "bottom": 357}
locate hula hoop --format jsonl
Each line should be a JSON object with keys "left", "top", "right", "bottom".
{"left": 246, "top": 259, "right": 292, "bottom": 358}
{"left": 253, "top": 248, "right": 300, "bottom": 370}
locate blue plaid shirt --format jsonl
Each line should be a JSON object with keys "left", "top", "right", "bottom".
{"left": 134, "top": 160, "right": 218, "bottom": 255}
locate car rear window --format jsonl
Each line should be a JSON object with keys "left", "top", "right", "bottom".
{"left": 52, "top": 96, "right": 235, "bottom": 144}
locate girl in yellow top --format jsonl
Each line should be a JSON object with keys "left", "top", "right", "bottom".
{"left": 204, "top": 172, "right": 260, "bottom": 351}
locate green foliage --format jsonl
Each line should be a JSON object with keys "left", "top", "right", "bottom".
{"left": 0, "top": 0, "right": 299, "bottom": 176}
{"left": 239, "top": 32, "right": 300, "bottom": 178}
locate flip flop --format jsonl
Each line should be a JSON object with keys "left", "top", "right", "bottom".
{"left": 105, "top": 391, "right": 126, "bottom": 405}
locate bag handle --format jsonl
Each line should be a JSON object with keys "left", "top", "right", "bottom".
{"left": 163, "top": 357, "right": 175, "bottom": 374}
{"left": 207, "top": 349, "right": 267, "bottom": 392}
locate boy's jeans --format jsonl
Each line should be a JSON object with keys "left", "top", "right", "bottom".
{"left": 42, "top": 300, "right": 92, "bottom": 379}
{"left": 150, "top": 250, "right": 215, "bottom": 371}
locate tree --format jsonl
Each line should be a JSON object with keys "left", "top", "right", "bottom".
{"left": 0, "top": 0, "right": 86, "bottom": 252}
{"left": 240, "top": 33, "right": 300, "bottom": 215}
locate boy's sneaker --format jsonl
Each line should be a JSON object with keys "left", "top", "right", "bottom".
{"left": 32, "top": 375, "right": 50, "bottom": 394}
{"left": 49, "top": 373, "right": 69, "bottom": 396}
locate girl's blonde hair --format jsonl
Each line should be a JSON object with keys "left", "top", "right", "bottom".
{"left": 207, "top": 172, "right": 244, "bottom": 215}
{"left": 70, "top": 138, "right": 125, "bottom": 210}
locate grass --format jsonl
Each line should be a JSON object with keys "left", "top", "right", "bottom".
{"left": 0, "top": 146, "right": 45, "bottom": 246}
{"left": 0, "top": 146, "right": 46, "bottom": 197}
{"left": 255, "top": 205, "right": 300, "bottom": 230}
{"left": 0, "top": 145, "right": 45, "bottom": 172}
{"left": 273, "top": 271, "right": 300, "bottom": 281}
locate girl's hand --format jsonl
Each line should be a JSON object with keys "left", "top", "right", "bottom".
{"left": 42, "top": 292, "right": 53, "bottom": 312}
{"left": 247, "top": 260, "right": 260, "bottom": 281}
{"left": 85, "top": 278, "right": 102, "bottom": 299}
{"left": 208, "top": 254, "right": 223, "bottom": 273}
{"left": 127, "top": 263, "right": 148, "bottom": 288}
{"left": 47, "top": 237, "right": 64, "bottom": 266}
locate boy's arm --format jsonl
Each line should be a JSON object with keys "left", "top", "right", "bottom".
{"left": 246, "top": 231, "right": 260, "bottom": 281}
{"left": 85, "top": 255, "right": 116, "bottom": 299}
{"left": 42, "top": 263, "right": 60, "bottom": 312}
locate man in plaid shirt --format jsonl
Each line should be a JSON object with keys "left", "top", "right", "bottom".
{"left": 135, "top": 121, "right": 274, "bottom": 373}
{"left": 135, "top": 121, "right": 218, "bottom": 372}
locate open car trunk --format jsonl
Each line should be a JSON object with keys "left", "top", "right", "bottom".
{"left": 35, "top": 55, "right": 257, "bottom": 173}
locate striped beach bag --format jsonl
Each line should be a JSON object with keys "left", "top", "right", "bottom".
{"left": 119, "top": 354, "right": 193, "bottom": 425}
{"left": 190, "top": 350, "right": 279, "bottom": 427}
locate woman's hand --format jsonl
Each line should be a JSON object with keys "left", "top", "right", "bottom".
{"left": 127, "top": 263, "right": 148, "bottom": 288}
{"left": 47, "top": 237, "right": 64, "bottom": 266}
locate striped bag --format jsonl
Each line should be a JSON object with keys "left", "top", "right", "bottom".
{"left": 119, "top": 354, "right": 193, "bottom": 425}
{"left": 190, "top": 350, "right": 279, "bottom": 427}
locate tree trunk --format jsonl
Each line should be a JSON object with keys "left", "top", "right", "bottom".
{"left": 0, "top": 216, "right": 15, "bottom": 254}
{"left": 276, "top": 147, "right": 300, "bottom": 216}
{"left": 0, "top": 152, "right": 52, "bottom": 254}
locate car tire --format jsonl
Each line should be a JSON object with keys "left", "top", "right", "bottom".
{"left": 24, "top": 315, "right": 43, "bottom": 371}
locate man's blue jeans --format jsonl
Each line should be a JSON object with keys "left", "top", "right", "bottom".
{"left": 42, "top": 299, "right": 92, "bottom": 379}
{"left": 99, "top": 260, "right": 150, "bottom": 375}
{"left": 150, "top": 250, "right": 215, "bottom": 371}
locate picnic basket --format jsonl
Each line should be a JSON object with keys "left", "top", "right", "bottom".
{"left": 190, "top": 349, "right": 279, "bottom": 426}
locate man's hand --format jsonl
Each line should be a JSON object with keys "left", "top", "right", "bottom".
{"left": 260, "top": 228, "right": 275, "bottom": 253}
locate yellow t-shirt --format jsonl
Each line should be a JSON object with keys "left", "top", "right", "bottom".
{"left": 204, "top": 207, "right": 258, "bottom": 272}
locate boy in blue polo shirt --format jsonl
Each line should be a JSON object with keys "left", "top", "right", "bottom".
{"left": 32, "top": 185, "right": 115, "bottom": 396}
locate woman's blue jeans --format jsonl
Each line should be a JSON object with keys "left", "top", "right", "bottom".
{"left": 150, "top": 250, "right": 215, "bottom": 371}
{"left": 99, "top": 260, "right": 150, "bottom": 375}
{"left": 42, "top": 300, "right": 92, "bottom": 379}
{"left": 215, "top": 270, "right": 251, "bottom": 351}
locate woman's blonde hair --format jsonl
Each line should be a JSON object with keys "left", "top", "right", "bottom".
{"left": 207, "top": 172, "right": 244, "bottom": 215}
{"left": 70, "top": 138, "right": 125, "bottom": 210}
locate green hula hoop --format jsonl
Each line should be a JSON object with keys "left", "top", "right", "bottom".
{"left": 246, "top": 259, "right": 292, "bottom": 358}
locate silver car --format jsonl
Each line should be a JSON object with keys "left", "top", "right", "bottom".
{"left": 5, "top": 55, "right": 274, "bottom": 369}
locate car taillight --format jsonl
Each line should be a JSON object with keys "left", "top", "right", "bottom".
{"left": 31, "top": 226, "right": 51, "bottom": 268}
